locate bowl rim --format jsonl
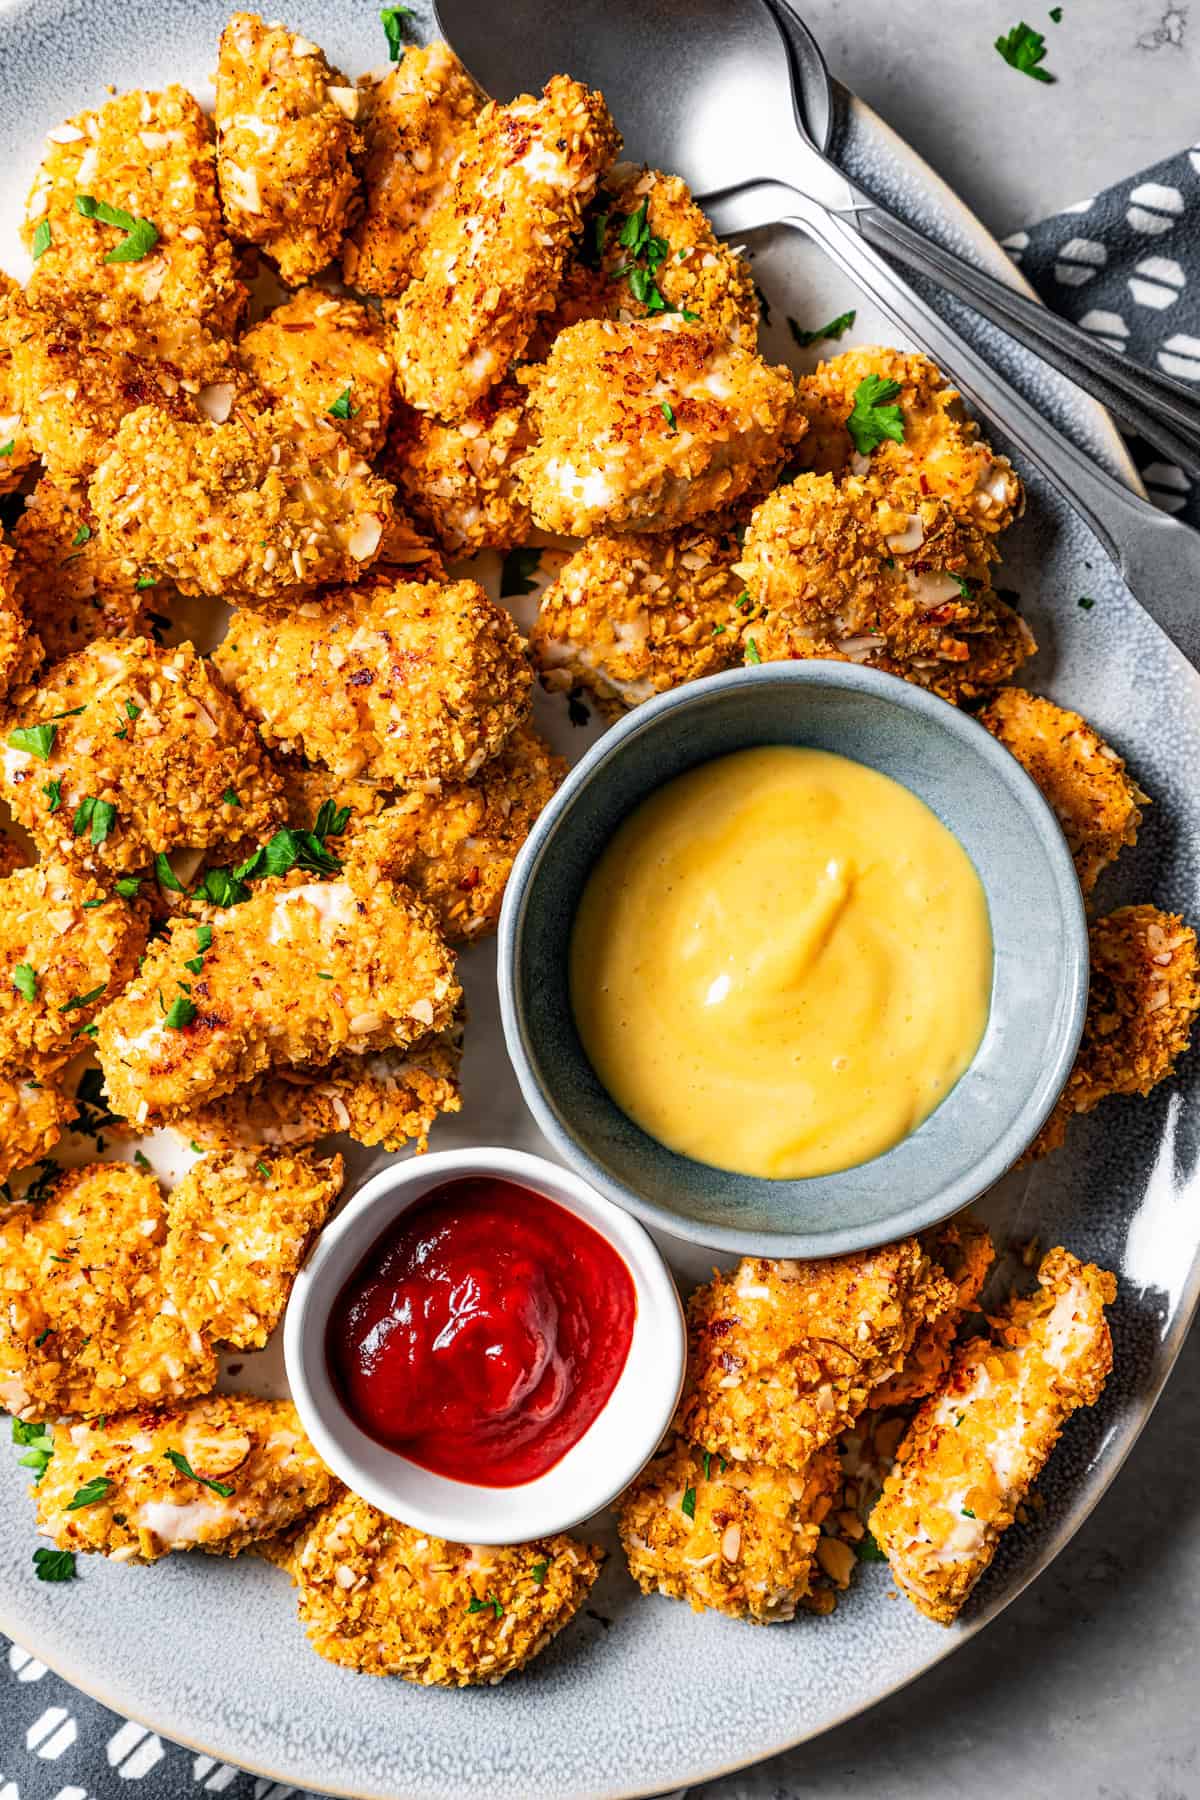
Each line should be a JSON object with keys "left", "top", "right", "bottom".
{"left": 282, "top": 1144, "right": 687, "bottom": 1545}
{"left": 499, "top": 661, "right": 1089, "bottom": 1257}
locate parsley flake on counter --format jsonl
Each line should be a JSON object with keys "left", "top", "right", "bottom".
{"left": 75, "top": 193, "right": 160, "bottom": 262}
{"left": 8, "top": 722, "right": 57, "bottom": 762}
{"left": 67, "top": 1475, "right": 113, "bottom": 1510}
{"left": 787, "top": 308, "right": 856, "bottom": 349}
{"left": 164, "top": 1448, "right": 234, "bottom": 1497}
{"left": 500, "top": 546, "right": 542, "bottom": 598}
{"left": 1078, "top": 595, "right": 1095, "bottom": 610}
{"left": 328, "top": 385, "right": 356, "bottom": 421}
{"left": 1049, "top": 3, "right": 1063, "bottom": 17}
{"left": 846, "top": 373, "right": 905, "bottom": 455}
{"left": 31, "top": 218, "right": 51, "bottom": 260}
{"left": 12, "top": 963, "right": 37, "bottom": 1003}
{"left": 164, "top": 996, "right": 197, "bottom": 1030}
{"left": 995, "top": 21, "right": 1055, "bottom": 80}
{"left": 13, "top": 1419, "right": 54, "bottom": 1482}
{"left": 380, "top": 5, "right": 412, "bottom": 58}
{"left": 33, "top": 1546, "right": 76, "bottom": 1582}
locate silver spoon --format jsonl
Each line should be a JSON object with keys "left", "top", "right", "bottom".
{"left": 432, "top": 0, "right": 1200, "bottom": 666}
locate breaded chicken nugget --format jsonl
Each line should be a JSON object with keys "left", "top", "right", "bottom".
{"left": 1, "top": 637, "right": 284, "bottom": 877}
{"left": 979, "top": 687, "right": 1146, "bottom": 896}
{"left": 390, "top": 76, "right": 619, "bottom": 418}
{"left": 618, "top": 1437, "right": 839, "bottom": 1622}
{"left": 343, "top": 39, "right": 481, "bottom": 298}
{"left": 0, "top": 1161, "right": 217, "bottom": 1421}
{"left": 741, "top": 473, "right": 1034, "bottom": 705}
{"left": 0, "top": 538, "right": 41, "bottom": 702}
{"left": 871, "top": 1216, "right": 995, "bottom": 1409}
{"left": 215, "top": 13, "right": 363, "bottom": 284}
{"left": 798, "top": 347, "right": 1022, "bottom": 538}
{"left": 89, "top": 402, "right": 393, "bottom": 602}
{"left": 12, "top": 478, "right": 154, "bottom": 663}
{"left": 96, "top": 865, "right": 461, "bottom": 1127}
{"left": 238, "top": 287, "right": 393, "bottom": 460}
{"left": 163, "top": 1147, "right": 342, "bottom": 1348}
{"left": 181, "top": 1029, "right": 463, "bottom": 1154}
{"left": 214, "top": 575, "right": 531, "bottom": 783}
{"left": 0, "top": 1067, "right": 76, "bottom": 1185}
{"left": 0, "top": 861, "right": 148, "bottom": 1074}
{"left": 290, "top": 1489, "right": 602, "bottom": 1683}
{"left": 383, "top": 383, "right": 533, "bottom": 556}
{"left": 35, "top": 1395, "right": 334, "bottom": 1563}
{"left": 870, "top": 1247, "right": 1115, "bottom": 1624}
{"left": 530, "top": 522, "right": 748, "bottom": 712}
{"left": 678, "top": 1243, "right": 958, "bottom": 1473}
{"left": 519, "top": 317, "right": 803, "bottom": 536}
{"left": 0, "top": 275, "right": 39, "bottom": 494}
{"left": 1028, "top": 904, "right": 1200, "bottom": 1158}
{"left": 23, "top": 86, "right": 244, "bottom": 335}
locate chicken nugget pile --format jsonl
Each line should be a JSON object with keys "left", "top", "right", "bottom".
{"left": 0, "top": 6, "right": 1195, "bottom": 1695}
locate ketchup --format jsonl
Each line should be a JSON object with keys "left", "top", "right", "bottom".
{"left": 326, "top": 1177, "right": 637, "bottom": 1487}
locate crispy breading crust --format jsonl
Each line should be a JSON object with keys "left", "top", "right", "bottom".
{"left": 23, "top": 86, "right": 244, "bottom": 335}
{"left": 871, "top": 1216, "right": 996, "bottom": 1409}
{"left": 390, "top": 76, "right": 620, "bottom": 418}
{"left": 0, "top": 538, "right": 41, "bottom": 702}
{"left": 0, "top": 274, "right": 39, "bottom": 494}
{"left": 530, "top": 523, "right": 748, "bottom": 713}
{"left": 1, "top": 637, "right": 284, "bottom": 876}
{"left": 742, "top": 472, "right": 1035, "bottom": 704}
{"left": 0, "top": 861, "right": 149, "bottom": 1074}
{"left": 870, "top": 1247, "right": 1115, "bottom": 1624}
{"left": 797, "top": 346, "right": 1022, "bottom": 537}
{"left": 0, "top": 1066, "right": 77, "bottom": 1185}
{"left": 214, "top": 575, "right": 532, "bottom": 783}
{"left": 677, "top": 1243, "right": 959, "bottom": 1473}
{"left": 96, "top": 866, "right": 461, "bottom": 1127}
{"left": 617, "top": 1438, "right": 839, "bottom": 1622}
{"left": 12, "top": 478, "right": 154, "bottom": 663}
{"left": 290, "top": 1490, "right": 603, "bottom": 1684}
{"left": 181, "top": 1029, "right": 463, "bottom": 1154}
{"left": 215, "top": 13, "right": 363, "bottom": 285}
{"left": 383, "top": 383, "right": 533, "bottom": 556}
{"left": 342, "top": 40, "right": 481, "bottom": 298}
{"left": 36, "top": 1395, "right": 334, "bottom": 1563}
{"left": 163, "top": 1147, "right": 343, "bottom": 1348}
{"left": 0, "top": 1161, "right": 217, "bottom": 1421}
{"left": 519, "top": 317, "right": 803, "bottom": 536}
{"left": 89, "top": 400, "right": 393, "bottom": 602}
{"left": 238, "top": 286, "right": 393, "bottom": 460}
{"left": 1028, "top": 904, "right": 1200, "bottom": 1158}
{"left": 979, "top": 687, "right": 1146, "bottom": 896}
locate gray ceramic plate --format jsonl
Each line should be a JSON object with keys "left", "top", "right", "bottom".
{"left": 2, "top": 4, "right": 1200, "bottom": 1797}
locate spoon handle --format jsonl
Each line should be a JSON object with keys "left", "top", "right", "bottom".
{"left": 856, "top": 205, "right": 1200, "bottom": 475}
{"left": 780, "top": 192, "right": 1200, "bottom": 664}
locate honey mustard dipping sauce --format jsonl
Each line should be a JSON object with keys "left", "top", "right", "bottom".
{"left": 569, "top": 745, "right": 992, "bottom": 1179}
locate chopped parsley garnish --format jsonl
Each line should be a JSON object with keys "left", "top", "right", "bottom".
{"left": 0, "top": 441, "right": 13, "bottom": 459}
{"left": 500, "top": 546, "right": 542, "bottom": 598}
{"left": 135, "top": 575, "right": 157, "bottom": 590}
{"left": 7, "top": 722, "right": 57, "bottom": 763}
{"left": 1078, "top": 595, "right": 1095, "bottom": 610}
{"left": 12, "top": 963, "right": 37, "bottom": 1003}
{"left": 467, "top": 1594, "right": 504, "bottom": 1619}
{"left": 33, "top": 1546, "right": 75, "bottom": 1582}
{"left": 745, "top": 637, "right": 762, "bottom": 665}
{"left": 754, "top": 282, "right": 772, "bottom": 326}
{"left": 787, "top": 308, "right": 857, "bottom": 348}
{"left": 530, "top": 1561, "right": 549, "bottom": 1585}
{"left": 164, "top": 995, "right": 197, "bottom": 1030}
{"left": 31, "top": 219, "right": 51, "bottom": 261}
{"left": 313, "top": 800, "right": 351, "bottom": 840}
{"left": 33, "top": 1327, "right": 55, "bottom": 1347}
{"left": 255, "top": 1159, "right": 271, "bottom": 1179}
{"left": 995, "top": 21, "right": 1055, "bottom": 81}
{"left": 59, "top": 983, "right": 106, "bottom": 1014}
{"left": 660, "top": 399, "right": 677, "bottom": 432}
{"left": 134, "top": 1150, "right": 152, "bottom": 1171}
{"left": 72, "top": 796, "right": 116, "bottom": 848}
{"left": 74, "top": 1068, "right": 119, "bottom": 1147}
{"left": 154, "top": 850, "right": 185, "bottom": 893}
{"left": 74, "top": 193, "right": 160, "bottom": 262}
{"left": 114, "top": 877, "right": 141, "bottom": 899}
{"left": 681, "top": 1485, "right": 697, "bottom": 1520}
{"left": 196, "top": 925, "right": 213, "bottom": 953}
{"left": 328, "top": 385, "right": 356, "bottom": 421}
{"left": 846, "top": 374, "right": 906, "bottom": 455}
{"left": 711, "top": 623, "right": 726, "bottom": 636}
{"left": 13, "top": 1419, "right": 54, "bottom": 1482}
{"left": 197, "top": 866, "right": 250, "bottom": 909}
{"left": 700, "top": 1449, "right": 712, "bottom": 1480}
{"left": 124, "top": 700, "right": 140, "bottom": 721}
{"left": 163, "top": 1448, "right": 234, "bottom": 1497}
{"left": 856, "top": 1531, "right": 887, "bottom": 1563}
{"left": 72, "top": 524, "right": 92, "bottom": 548}
{"left": 67, "top": 1475, "right": 113, "bottom": 1510}
{"left": 608, "top": 198, "right": 698, "bottom": 319}
{"left": 962, "top": 1506, "right": 977, "bottom": 1519}
{"left": 221, "top": 787, "right": 241, "bottom": 807}
{"left": 380, "top": 5, "right": 412, "bottom": 57}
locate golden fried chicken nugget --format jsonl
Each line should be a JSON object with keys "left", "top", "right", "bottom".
{"left": 530, "top": 522, "right": 748, "bottom": 712}
{"left": 35, "top": 1395, "right": 334, "bottom": 1563}
{"left": 0, "top": 275, "right": 39, "bottom": 494}
{"left": 390, "top": 76, "right": 619, "bottom": 418}
{"left": 618, "top": 1437, "right": 839, "bottom": 1622}
{"left": 0, "top": 1161, "right": 217, "bottom": 1421}
{"left": 89, "top": 401, "right": 393, "bottom": 602}
{"left": 1028, "top": 904, "right": 1200, "bottom": 1158}
{"left": 11, "top": 478, "right": 156, "bottom": 662}
{"left": 238, "top": 286, "right": 393, "bottom": 460}
{"left": 383, "top": 383, "right": 533, "bottom": 556}
{"left": 214, "top": 575, "right": 531, "bottom": 783}
{"left": 0, "top": 537, "right": 41, "bottom": 702}
{"left": 343, "top": 39, "right": 481, "bottom": 297}
{"left": 741, "top": 472, "right": 1034, "bottom": 705}
{"left": 1, "top": 637, "right": 284, "bottom": 877}
{"left": 678, "top": 1243, "right": 958, "bottom": 1473}
{"left": 215, "top": 13, "right": 363, "bottom": 284}
{"left": 290, "top": 1490, "right": 603, "bottom": 1683}
{"left": 519, "top": 317, "right": 803, "bottom": 536}
{"left": 0, "top": 861, "right": 148, "bottom": 1075}
{"left": 870, "top": 1247, "right": 1114, "bottom": 1624}
{"left": 182, "top": 1029, "right": 463, "bottom": 1154}
{"left": 163, "top": 1147, "right": 342, "bottom": 1349}
{"left": 799, "top": 347, "right": 1022, "bottom": 537}
{"left": 979, "top": 687, "right": 1146, "bottom": 896}
{"left": 96, "top": 866, "right": 461, "bottom": 1127}
{"left": 871, "top": 1216, "right": 996, "bottom": 1408}
{"left": 0, "top": 1067, "right": 76, "bottom": 1185}
{"left": 23, "top": 86, "right": 244, "bottom": 335}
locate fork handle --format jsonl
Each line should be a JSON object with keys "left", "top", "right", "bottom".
{"left": 856, "top": 205, "right": 1200, "bottom": 475}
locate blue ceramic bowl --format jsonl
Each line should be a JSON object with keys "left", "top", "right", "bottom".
{"left": 499, "top": 663, "right": 1088, "bottom": 1256}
